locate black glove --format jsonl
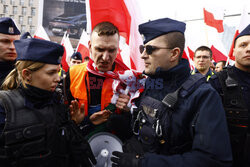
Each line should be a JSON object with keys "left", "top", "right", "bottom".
{"left": 69, "top": 121, "right": 97, "bottom": 167}
{"left": 111, "top": 151, "right": 142, "bottom": 167}
{"left": 70, "top": 136, "right": 97, "bottom": 167}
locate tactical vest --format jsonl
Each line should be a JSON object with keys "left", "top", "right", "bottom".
{"left": 132, "top": 74, "right": 205, "bottom": 154}
{"left": 0, "top": 89, "right": 70, "bottom": 167}
{"left": 216, "top": 66, "right": 249, "bottom": 166}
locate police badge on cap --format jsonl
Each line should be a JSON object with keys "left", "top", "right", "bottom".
{"left": 0, "top": 17, "right": 20, "bottom": 35}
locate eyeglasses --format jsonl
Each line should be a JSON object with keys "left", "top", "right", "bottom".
{"left": 139, "top": 45, "right": 173, "bottom": 55}
{"left": 194, "top": 56, "right": 211, "bottom": 59}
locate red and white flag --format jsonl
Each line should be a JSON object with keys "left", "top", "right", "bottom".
{"left": 203, "top": 6, "right": 228, "bottom": 63}
{"left": 34, "top": 25, "right": 50, "bottom": 41}
{"left": 61, "top": 32, "right": 74, "bottom": 72}
{"left": 86, "top": 0, "right": 144, "bottom": 71}
{"left": 203, "top": 7, "right": 224, "bottom": 33}
{"left": 228, "top": 6, "right": 250, "bottom": 62}
{"left": 76, "top": 29, "right": 90, "bottom": 59}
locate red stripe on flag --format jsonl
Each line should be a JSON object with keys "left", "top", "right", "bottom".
{"left": 188, "top": 47, "right": 194, "bottom": 60}
{"left": 89, "top": 0, "right": 131, "bottom": 44}
{"left": 34, "top": 35, "right": 46, "bottom": 40}
{"left": 228, "top": 30, "right": 239, "bottom": 61}
{"left": 211, "top": 45, "right": 227, "bottom": 62}
{"left": 77, "top": 43, "right": 90, "bottom": 59}
{"left": 203, "top": 8, "right": 224, "bottom": 33}
{"left": 61, "top": 47, "right": 69, "bottom": 72}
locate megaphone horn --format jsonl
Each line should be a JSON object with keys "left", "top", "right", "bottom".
{"left": 88, "top": 132, "right": 123, "bottom": 167}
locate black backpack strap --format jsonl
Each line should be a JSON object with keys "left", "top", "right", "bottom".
{"left": 162, "top": 74, "right": 205, "bottom": 108}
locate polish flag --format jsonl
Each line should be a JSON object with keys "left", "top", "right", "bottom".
{"left": 86, "top": 0, "right": 144, "bottom": 71}
{"left": 228, "top": 7, "right": 250, "bottom": 62}
{"left": 211, "top": 45, "right": 227, "bottom": 62}
{"left": 76, "top": 29, "right": 90, "bottom": 60}
{"left": 203, "top": 7, "right": 224, "bottom": 33}
{"left": 60, "top": 32, "right": 74, "bottom": 72}
{"left": 34, "top": 25, "right": 50, "bottom": 41}
{"left": 183, "top": 47, "right": 194, "bottom": 70}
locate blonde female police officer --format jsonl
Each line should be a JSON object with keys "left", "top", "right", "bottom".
{"left": 0, "top": 37, "right": 96, "bottom": 167}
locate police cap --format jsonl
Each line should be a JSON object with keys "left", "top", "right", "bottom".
{"left": 235, "top": 24, "right": 250, "bottom": 42}
{"left": 0, "top": 17, "right": 20, "bottom": 35}
{"left": 71, "top": 52, "right": 82, "bottom": 61}
{"left": 139, "top": 18, "right": 186, "bottom": 44}
{"left": 14, "top": 38, "right": 64, "bottom": 65}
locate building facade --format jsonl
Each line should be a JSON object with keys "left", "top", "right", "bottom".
{"left": 0, "top": 0, "right": 40, "bottom": 35}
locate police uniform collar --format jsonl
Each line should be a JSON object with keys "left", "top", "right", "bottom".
{"left": 20, "top": 84, "right": 55, "bottom": 109}
{"left": 146, "top": 59, "right": 190, "bottom": 80}
{"left": 0, "top": 61, "right": 15, "bottom": 71}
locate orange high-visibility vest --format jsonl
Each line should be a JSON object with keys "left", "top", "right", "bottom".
{"left": 69, "top": 62, "right": 125, "bottom": 116}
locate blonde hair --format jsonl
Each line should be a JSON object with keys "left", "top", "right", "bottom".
{"left": 1, "top": 61, "right": 45, "bottom": 90}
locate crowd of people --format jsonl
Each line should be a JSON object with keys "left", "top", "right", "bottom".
{"left": 0, "top": 15, "right": 249, "bottom": 167}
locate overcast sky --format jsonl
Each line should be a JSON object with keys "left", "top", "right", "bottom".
{"left": 137, "top": 0, "right": 250, "bottom": 25}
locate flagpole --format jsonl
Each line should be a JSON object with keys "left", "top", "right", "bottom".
{"left": 225, "top": 56, "right": 230, "bottom": 66}
{"left": 204, "top": 24, "right": 209, "bottom": 46}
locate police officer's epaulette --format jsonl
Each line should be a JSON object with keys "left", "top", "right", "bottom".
{"left": 162, "top": 74, "right": 206, "bottom": 108}
{"left": 179, "top": 74, "right": 206, "bottom": 98}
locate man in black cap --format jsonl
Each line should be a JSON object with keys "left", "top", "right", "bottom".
{"left": 210, "top": 24, "right": 250, "bottom": 167}
{"left": 0, "top": 17, "right": 20, "bottom": 88}
{"left": 111, "top": 18, "right": 232, "bottom": 167}
{"left": 69, "top": 51, "right": 83, "bottom": 67}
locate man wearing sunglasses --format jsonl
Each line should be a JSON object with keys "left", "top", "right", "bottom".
{"left": 111, "top": 18, "right": 232, "bottom": 167}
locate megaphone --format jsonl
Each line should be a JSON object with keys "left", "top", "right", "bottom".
{"left": 88, "top": 132, "right": 123, "bottom": 167}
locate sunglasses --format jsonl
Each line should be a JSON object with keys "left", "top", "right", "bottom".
{"left": 139, "top": 45, "right": 173, "bottom": 55}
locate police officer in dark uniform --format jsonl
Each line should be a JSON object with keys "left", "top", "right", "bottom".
{"left": 0, "top": 37, "right": 96, "bottom": 166}
{"left": 69, "top": 52, "right": 83, "bottom": 67}
{"left": 111, "top": 18, "right": 232, "bottom": 167}
{"left": 0, "top": 17, "right": 20, "bottom": 88}
{"left": 210, "top": 24, "right": 250, "bottom": 167}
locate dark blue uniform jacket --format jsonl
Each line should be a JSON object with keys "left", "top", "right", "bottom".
{"left": 137, "top": 59, "right": 232, "bottom": 167}
{"left": 0, "top": 61, "right": 15, "bottom": 87}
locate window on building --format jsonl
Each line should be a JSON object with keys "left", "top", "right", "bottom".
{"left": 3, "top": 5, "right": 8, "bottom": 14}
{"left": 10, "top": 15, "right": 14, "bottom": 19}
{"left": 13, "top": 6, "right": 18, "bottom": 14}
{"left": 0, "top": 14, "right": 5, "bottom": 18}
{"left": 28, "top": 17, "right": 32, "bottom": 25}
{"left": 31, "top": 8, "right": 36, "bottom": 16}
{"left": 22, "top": 7, "right": 27, "bottom": 15}
{"left": 20, "top": 0, "right": 24, "bottom": 5}
{"left": 21, "top": 25, "right": 26, "bottom": 33}
{"left": 29, "top": 0, "right": 33, "bottom": 6}
{"left": 30, "top": 26, "right": 35, "bottom": 35}
{"left": 19, "top": 16, "right": 23, "bottom": 24}
{"left": 1, "top": 0, "right": 6, "bottom": 4}
{"left": 10, "top": 0, "right": 15, "bottom": 5}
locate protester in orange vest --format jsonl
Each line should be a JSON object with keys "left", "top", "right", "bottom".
{"left": 65, "top": 22, "right": 132, "bottom": 141}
